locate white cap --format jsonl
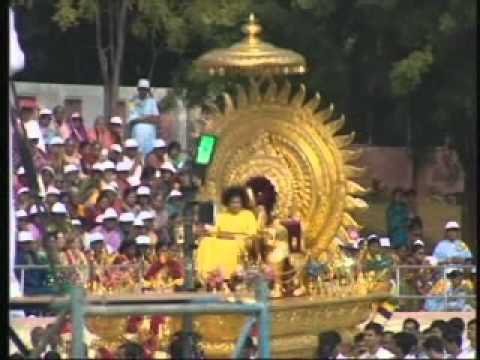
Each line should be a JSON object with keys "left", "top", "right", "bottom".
{"left": 379, "top": 237, "right": 391, "bottom": 248}
{"left": 124, "top": 138, "right": 138, "bottom": 148}
{"left": 46, "top": 186, "right": 61, "bottom": 196}
{"left": 153, "top": 139, "right": 167, "bottom": 149}
{"left": 95, "top": 214, "right": 104, "bottom": 224}
{"left": 16, "top": 167, "right": 25, "bottom": 175}
{"left": 103, "top": 208, "right": 118, "bottom": 220}
{"left": 71, "top": 112, "right": 81, "bottom": 118}
{"left": 445, "top": 221, "right": 460, "bottom": 230}
{"left": 17, "top": 187, "right": 31, "bottom": 195}
{"left": 135, "top": 235, "right": 151, "bottom": 245}
{"left": 110, "top": 144, "right": 122, "bottom": 153}
{"left": 88, "top": 232, "right": 104, "bottom": 245}
{"left": 133, "top": 218, "right": 145, "bottom": 227}
{"left": 413, "top": 239, "right": 425, "bottom": 247}
{"left": 127, "top": 176, "right": 141, "bottom": 188}
{"left": 16, "top": 209, "right": 28, "bottom": 218}
{"left": 119, "top": 212, "right": 135, "bottom": 223}
{"left": 39, "top": 108, "right": 52, "bottom": 116}
{"left": 116, "top": 161, "right": 132, "bottom": 172}
{"left": 92, "top": 162, "right": 104, "bottom": 172}
{"left": 137, "top": 186, "right": 151, "bottom": 196}
{"left": 64, "top": 164, "right": 79, "bottom": 174}
{"left": 49, "top": 136, "right": 65, "bottom": 145}
{"left": 18, "top": 231, "right": 34, "bottom": 242}
{"left": 137, "top": 79, "right": 150, "bottom": 88}
{"left": 52, "top": 202, "right": 67, "bottom": 214}
{"left": 102, "top": 161, "right": 115, "bottom": 171}
{"left": 71, "top": 219, "right": 82, "bottom": 226}
{"left": 168, "top": 189, "right": 183, "bottom": 198}
{"left": 139, "top": 210, "right": 155, "bottom": 221}
{"left": 160, "top": 162, "right": 177, "bottom": 174}
{"left": 110, "top": 116, "right": 122, "bottom": 125}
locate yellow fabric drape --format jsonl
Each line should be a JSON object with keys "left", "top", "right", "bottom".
{"left": 196, "top": 209, "right": 257, "bottom": 279}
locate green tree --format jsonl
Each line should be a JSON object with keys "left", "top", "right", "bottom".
{"left": 52, "top": 0, "right": 251, "bottom": 119}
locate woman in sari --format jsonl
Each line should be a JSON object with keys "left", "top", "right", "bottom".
{"left": 58, "top": 235, "right": 88, "bottom": 286}
{"left": 69, "top": 113, "right": 89, "bottom": 144}
{"left": 196, "top": 186, "right": 258, "bottom": 280}
{"left": 399, "top": 243, "right": 436, "bottom": 311}
{"left": 88, "top": 116, "right": 116, "bottom": 147}
{"left": 386, "top": 188, "right": 409, "bottom": 249}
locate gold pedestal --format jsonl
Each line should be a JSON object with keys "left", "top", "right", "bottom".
{"left": 183, "top": 293, "right": 389, "bottom": 358}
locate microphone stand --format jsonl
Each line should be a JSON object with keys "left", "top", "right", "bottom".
{"left": 179, "top": 197, "right": 199, "bottom": 359}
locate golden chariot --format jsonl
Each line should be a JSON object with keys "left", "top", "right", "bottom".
{"left": 87, "top": 14, "right": 391, "bottom": 359}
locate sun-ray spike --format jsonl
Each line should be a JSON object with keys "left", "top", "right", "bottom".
{"left": 325, "top": 114, "right": 345, "bottom": 135}
{"left": 334, "top": 132, "right": 355, "bottom": 148}
{"left": 337, "top": 225, "right": 350, "bottom": 241}
{"left": 346, "top": 180, "right": 367, "bottom": 195}
{"left": 346, "top": 196, "right": 368, "bottom": 210}
{"left": 277, "top": 80, "right": 292, "bottom": 104}
{"left": 235, "top": 84, "right": 248, "bottom": 109}
{"left": 222, "top": 93, "right": 235, "bottom": 114}
{"left": 341, "top": 149, "right": 362, "bottom": 162}
{"left": 264, "top": 79, "right": 278, "bottom": 102}
{"left": 248, "top": 79, "right": 261, "bottom": 104}
{"left": 305, "top": 92, "right": 321, "bottom": 113}
{"left": 342, "top": 212, "right": 360, "bottom": 229}
{"left": 291, "top": 84, "right": 306, "bottom": 108}
{"left": 344, "top": 165, "right": 365, "bottom": 178}
{"left": 318, "top": 103, "right": 334, "bottom": 122}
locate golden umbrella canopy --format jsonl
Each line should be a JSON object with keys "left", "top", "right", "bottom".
{"left": 195, "top": 14, "right": 307, "bottom": 76}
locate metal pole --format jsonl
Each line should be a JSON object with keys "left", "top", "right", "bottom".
{"left": 443, "top": 265, "right": 448, "bottom": 310}
{"left": 85, "top": 302, "right": 264, "bottom": 316}
{"left": 233, "top": 318, "right": 257, "bottom": 359}
{"left": 396, "top": 266, "right": 400, "bottom": 297}
{"left": 71, "top": 287, "right": 85, "bottom": 359}
{"left": 256, "top": 278, "right": 271, "bottom": 358}
{"left": 20, "top": 269, "right": 25, "bottom": 296}
{"left": 181, "top": 202, "right": 197, "bottom": 358}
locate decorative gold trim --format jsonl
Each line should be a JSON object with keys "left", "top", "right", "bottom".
{"left": 199, "top": 78, "right": 367, "bottom": 252}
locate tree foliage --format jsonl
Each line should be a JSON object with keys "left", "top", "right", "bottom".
{"left": 14, "top": 0, "right": 477, "bottom": 247}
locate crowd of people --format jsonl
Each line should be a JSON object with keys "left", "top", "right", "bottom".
{"left": 10, "top": 79, "right": 476, "bottom": 359}
{"left": 340, "top": 186, "right": 476, "bottom": 312}
{"left": 318, "top": 317, "right": 476, "bottom": 359}
{"left": 13, "top": 79, "right": 195, "bottom": 300}
{"left": 10, "top": 315, "right": 476, "bottom": 359}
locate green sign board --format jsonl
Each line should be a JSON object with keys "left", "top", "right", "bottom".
{"left": 195, "top": 134, "right": 217, "bottom": 165}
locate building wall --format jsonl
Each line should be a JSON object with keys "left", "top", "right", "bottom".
{"left": 354, "top": 145, "right": 464, "bottom": 196}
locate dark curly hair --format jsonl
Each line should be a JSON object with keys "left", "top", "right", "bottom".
{"left": 221, "top": 186, "right": 250, "bottom": 209}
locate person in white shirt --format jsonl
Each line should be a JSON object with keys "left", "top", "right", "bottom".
{"left": 457, "top": 320, "right": 476, "bottom": 359}
{"left": 392, "top": 332, "right": 418, "bottom": 359}
{"left": 448, "top": 317, "right": 471, "bottom": 353}
{"left": 445, "top": 330, "right": 469, "bottom": 359}
{"left": 433, "top": 221, "right": 472, "bottom": 265}
{"left": 423, "top": 336, "right": 448, "bottom": 359}
{"left": 317, "top": 330, "right": 342, "bottom": 359}
{"left": 359, "top": 322, "right": 395, "bottom": 359}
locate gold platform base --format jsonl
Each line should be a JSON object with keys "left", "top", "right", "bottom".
{"left": 192, "top": 293, "right": 389, "bottom": 358}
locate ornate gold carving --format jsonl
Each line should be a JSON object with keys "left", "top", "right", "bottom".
{"left": 199, "top": 79, "right": 367, "bottom": 251}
